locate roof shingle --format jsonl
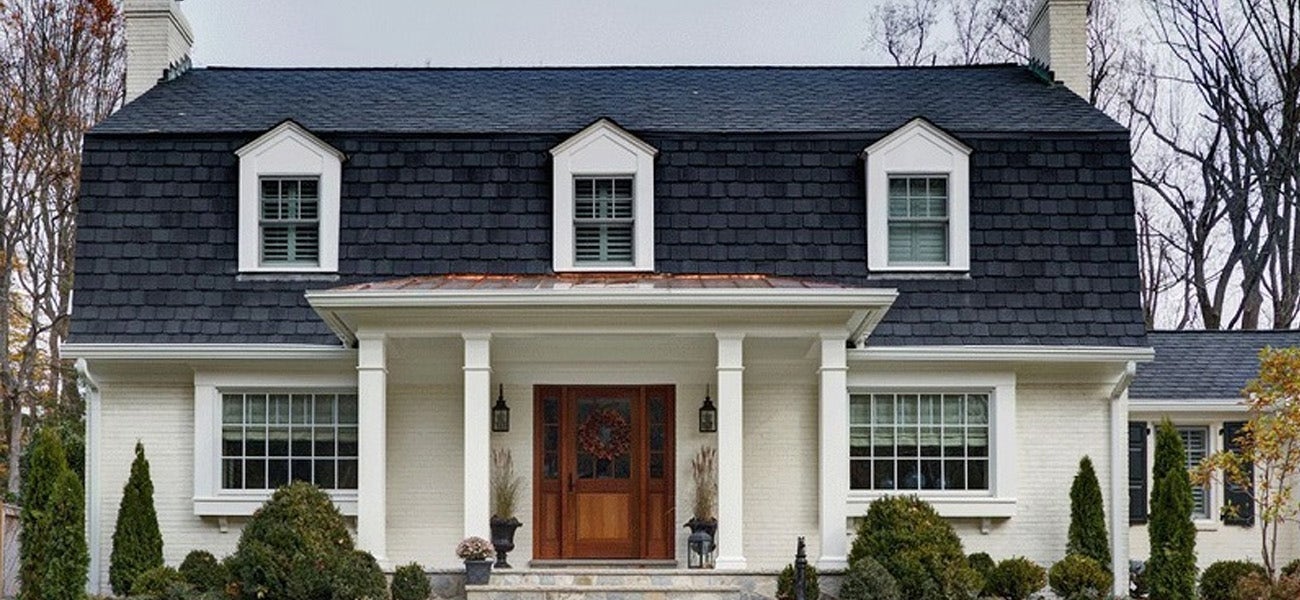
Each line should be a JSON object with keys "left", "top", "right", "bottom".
{"left": 1131, "top": 330, "right": 1300, "bottom": 400}
{"left": 91, "top": 65, "right": 1126, "bottom": 136}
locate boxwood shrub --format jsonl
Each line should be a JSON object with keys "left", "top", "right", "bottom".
{"left": 1048, "top": 554, "right": 1113, "bottom": 600}
{"left": 225, "top": 482, "right": 383, "bottom": 600}
{"left": 179, "top": 550, "right": 229, "bottom": 593}
{"left": 1199, "top": 560, "right": 1266, "bottom": 600}
{"left": 391, "top": 563, "right": 432, "bottom": 600}
{"left": 837, "top": 557, "right": 900, "bottom": 600}
{"left": 847, "top": 496, "right": 980, "bottom": 600}
{"left": 987, "top": 557, "right": 1046, "bottom": 600}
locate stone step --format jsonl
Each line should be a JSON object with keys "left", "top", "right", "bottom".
{"left": 484, "top": 570, "right": 743, "bottom": 587}
{"left": 466, "top": 584, "right": 742, "bottom": 600}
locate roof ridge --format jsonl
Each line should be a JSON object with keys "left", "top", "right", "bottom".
{"left": 197, "top": 63, "right": 1025, "bottom": 73}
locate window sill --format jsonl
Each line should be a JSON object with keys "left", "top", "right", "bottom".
{"left": 194, "top": 492, "right": 357, "bottom": 517}
{"left": 237, "top": 272, "right": 340, "bottom": 282}
{"left": 1195, "top": 519, "right": 1220, "bottom": 532}
{"left": 848, "top": 494, "right": 1016, "bottom": 518}
{"left": 555, "top": 265, "right": 654, "bottom": 273}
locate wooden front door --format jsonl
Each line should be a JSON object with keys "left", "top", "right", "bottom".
{"left": 534, "top": 385, "right": 675, "bottom": 560}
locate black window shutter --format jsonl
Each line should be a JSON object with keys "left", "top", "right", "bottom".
{"left": 1222, "top": 421, "right": 1255, "bottom": 526}
{"left": 1129, "top": 421, "right": 1149, "bottom": 524}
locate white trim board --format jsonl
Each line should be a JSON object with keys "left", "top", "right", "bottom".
{"left": 850, "top": 345, "right": 1154, "bottom": 363}
{"left": 61, "top": 343, "right": 353, "bottom": 360}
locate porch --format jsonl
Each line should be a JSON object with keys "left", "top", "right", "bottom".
{"left": 304, "top": 274, "right": 896, "bottom": 571}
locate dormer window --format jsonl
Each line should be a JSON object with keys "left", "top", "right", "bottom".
{"left": 236, "top": 121, "right": 343, "bottom": 274}
{"left": 550, "top": 119, "right": 657, "bottom": 272}
{"left": 260, "top": 177, "right": 321, "bottom": 265}
{"left": 887, "top": 176, "right": 949, "bottom": 265}
{"left": 574, "top": 176, "right": 635, "bottom": 265}
{"left": 863, "top": 118, "right": 971, "bottom": 273}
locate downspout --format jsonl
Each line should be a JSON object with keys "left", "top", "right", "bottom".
{"left": 76, "top": 358, "right": 103, "bottom": 595}
{"left": 1108, "top": 361, "right": 1136, "bottom": 597}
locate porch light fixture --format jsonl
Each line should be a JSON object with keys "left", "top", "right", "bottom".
{"left": 699, "top": 386, "right": 717, "bottom": 433}
{"left": 492, "top": 384, "right": 510, "bottom": 432}
{"left": 687, "top": 529, "right": 714, "bottom": 569}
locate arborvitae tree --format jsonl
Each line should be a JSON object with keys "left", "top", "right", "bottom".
{"left": 110, "top": 442, "right": 164, "bottom": 595}
{"left": 43, "top": 468, "right": 89, "bottom": 600}
{"left": 1067, "top": 455, "right": 1111, "bottom": 568}
{"left": 1147, "top": 420, "right": 1197, "bottom": 600}
{"left": 20, "top": 427, "right": 87, "bottom": 600}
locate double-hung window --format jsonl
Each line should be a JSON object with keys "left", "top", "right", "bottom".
{"left": 220, "top": 392, "right": 358, "bottom": 492}
{"left": 573, "top": 176, "right": 635, "bottom": 265}
{"left": 259, "top": 177, "right": 321, "bottom": 266}
{"left": 849, "top": 392, "right": 990, "bottom": 491}
{"left": 887, "top": 176, "right": 949, "bottom": 265}
{"left": 1177, "top": 426, "right": 1212, "bottom": 520}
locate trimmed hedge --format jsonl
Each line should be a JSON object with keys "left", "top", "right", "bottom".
{"left": 1049, "top": 554, "right": 1113, "bottom": 600}
{"left": 111, "top": 442, "right": 165, "bottom": 596}
{"left": 837, "top": 557, "right": 901, "bottom": 600}
{"left": 1199, "top": 560, "right": 1266, "bottom": 600}
{"left": 967, "top": 553, "right": 995, "bottom": 596}
{"left": 847, "top": 496, "right": 980, "bottom": 600}
{"left": 391, "top": 563, "right": 432, "bottom": 600}
{"left": 987, "top": 557, "right": 1046, "bottom": 600}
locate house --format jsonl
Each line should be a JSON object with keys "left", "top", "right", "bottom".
{"left": 1129, "top": 330, "right": 1300, "bottom": 570}
{"left": 66, "top": 0, "right": 1154, "bottom": 597}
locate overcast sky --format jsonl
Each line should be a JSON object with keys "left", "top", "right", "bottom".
{"left": 181, "top": 0, "right": 890, "bottom": 68}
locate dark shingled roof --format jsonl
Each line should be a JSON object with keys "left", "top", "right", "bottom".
{"left": 1131, "top": 330, "right": 1300, "bottom": 400}
{"left": 91, "top": 65, "right": 1127, "bottom": 135}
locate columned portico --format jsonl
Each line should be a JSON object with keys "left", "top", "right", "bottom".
{"left": 463, "top": 332, "right": 493, "bottom": 540}
{"left": 714, "top": 332, "right": 746, "bottom": 570}
{"left": 817, "top": 333, "right": 850, "bottom": 569}
{"left": 356, "top": 332, "right": 388, "bottom": 561}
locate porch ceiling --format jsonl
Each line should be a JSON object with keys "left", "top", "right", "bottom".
{"left": 305, "top": 274, "right": 897, "bottom": 347}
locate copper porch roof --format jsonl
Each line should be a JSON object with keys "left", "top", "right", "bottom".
{"left": 331, "top": 273, "right": 859, "bottom": 292}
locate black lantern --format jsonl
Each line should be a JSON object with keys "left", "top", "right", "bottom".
{"left": 699, "top": 385, "right": 717, "bottom": 433}
{"left": 687, "top": 529, "right": 714, "bottom": 569}
{"left": 492, "top": 384, "right": 510, "bottom": 432}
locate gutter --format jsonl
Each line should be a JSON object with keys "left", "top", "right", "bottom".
{"left": 850, "top": 345, "right": 1155, "bottom": 363}
{"left": 61, "top": 343, "right": 353, "bottom": 361}
{"left": 75, "top": 359, "right": 103, "bottom": 595}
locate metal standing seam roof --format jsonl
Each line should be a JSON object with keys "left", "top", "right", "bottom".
{"left": 90, "top": 64, "right": 1127, "bottom": 136}
{"left": 1131, "top": 330, "right": 1300, "bottom": 400}
{"left": 328, "top": 273, "right": 852, "bottom": 292}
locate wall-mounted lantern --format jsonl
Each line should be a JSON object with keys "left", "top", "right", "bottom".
{"left": 492, "top": 384, "right": 510, "bottom": 432}
{"left": 687, "top": 529, "right": 715, "bottom": 569}
{"left": 699, "top": 385, "right": 717, "bottom": 433}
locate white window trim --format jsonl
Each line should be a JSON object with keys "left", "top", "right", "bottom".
{"left": 193, "top": 369, "right": 359, "bottom": 516}
{"left": 847, "top": 369, "right": 1016, "bottom": 518}
{"left": 236, "top": 121, "right": 344, "bottom": 274}
{"left": 863, "top": 118, "right": 972, "bottom": 273}
{"left": 550, "top": 119, "right": 657, "bottom": 272}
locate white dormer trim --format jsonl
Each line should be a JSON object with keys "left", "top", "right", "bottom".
{"left": 235, "top": 120, "right": 344, "bottom": 274}
{"left": 550, "top": 119, "right": 658, "bottom": 272}
{"left": 863, "top": 118, "right": 972, "bottom": 273}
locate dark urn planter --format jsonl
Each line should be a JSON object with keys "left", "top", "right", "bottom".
{"left": 490, "top": 516, "right": 523, "bottom": 568}
{"left": 464, "top": 559, "right": 492, "bottom": 585}
{"left": 684, "top": 517, "right": 718, "bottom": 549}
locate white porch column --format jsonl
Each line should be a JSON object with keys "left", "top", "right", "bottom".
{"left": 463, "top": 332, "right": 493, "bottom": 539}
{"left": 714, "top": 332, "right": 746, "bottom": 569}
{"left": 356, "top": 332, "right": 388, "bottom": 561}
{"left": 817, "top": 333, "right": 850, "bottom": 570}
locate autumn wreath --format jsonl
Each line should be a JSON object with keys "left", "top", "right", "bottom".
{"left": 577, "top": 408, "right": 632, "bottom": 460}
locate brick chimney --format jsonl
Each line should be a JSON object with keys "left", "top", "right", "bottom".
{"left": 1027, "top": 0, "right": 1089, "bottom": 99}
{"left": 124, "top": 0, "right": 193, "bottom": 103}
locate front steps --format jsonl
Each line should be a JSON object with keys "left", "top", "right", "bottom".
{"left": 465, "top": 568, "right": 775, "bottom": 600}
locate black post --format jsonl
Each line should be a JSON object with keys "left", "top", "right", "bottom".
{"left": 794, "top": 536, "right": 807, "bottom": 600}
